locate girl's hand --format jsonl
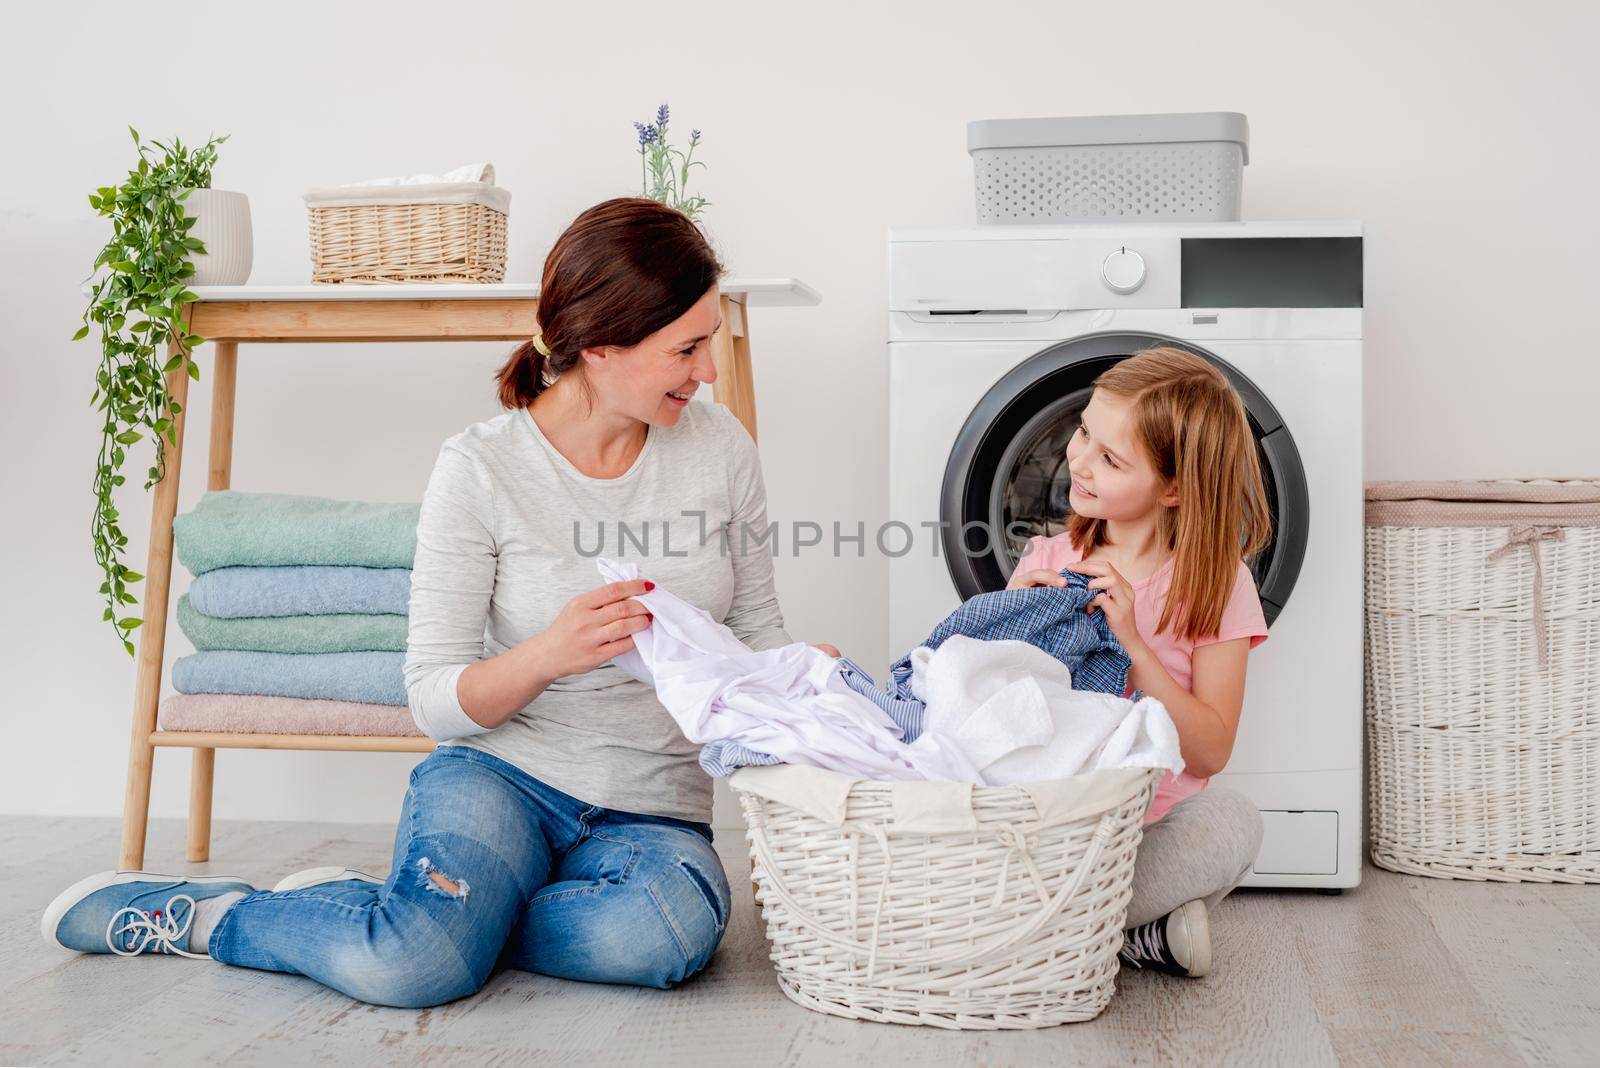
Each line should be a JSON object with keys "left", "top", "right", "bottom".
{"left": 534, "top": 578, "right": 654, "bottom": 679}
{"left": 1061, "top": 559, "right": 1146, "bottom": 654}
{"left": 1006, "top": 568, "right": 1070, "bottom": 591}
{"left": 812, "top": 642, "right": 842, "bottom": 658}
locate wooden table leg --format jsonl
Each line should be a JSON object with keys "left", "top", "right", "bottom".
{"left": 118, "top": 325, "right": 193, "bottom": 870}
{"left": 187, "top": 748, "right": 214, "bottom": 862}
{"left": 185, "top": 340, "right": 237, "bottom": 862}
{"left": 711, "top": 294, "right": 758, "bottom": 444}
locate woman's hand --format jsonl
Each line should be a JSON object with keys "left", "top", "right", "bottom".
{"left": 1006, "top": 568, "right": 1070, "bottom": 591}
{"left": 1061, "top": 559, "right": 1147, "bottom": 655}
{"left": 532, "top": 578, "right": 655, "bottom": 681}
{"left": 811, "top": 642, "right": 842, "bottom": 658}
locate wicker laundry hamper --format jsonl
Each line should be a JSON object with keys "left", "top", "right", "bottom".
{"left": 303, "top": 163, "right": 510, "bottom": 284}
{"left": 730, "top": 763, "right": 1160, "bottom": 1029}
{"left": 1364, "top": 479, "right": 1600, "bottom": 882}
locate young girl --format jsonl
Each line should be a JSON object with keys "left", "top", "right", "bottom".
{"left": 1007, "top": 346, "right": 1272, "bottom": 979}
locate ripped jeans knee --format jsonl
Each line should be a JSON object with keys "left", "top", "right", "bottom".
{"left": 416, "top": 856, "right": 471, "bottom": 901}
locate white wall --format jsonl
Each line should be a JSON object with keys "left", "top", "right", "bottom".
{"left": 3, "top": 0, "right": 1595, "bottom": 836}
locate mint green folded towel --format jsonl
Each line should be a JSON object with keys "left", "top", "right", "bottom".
{"left": 177, "top": 594, "right": 408, "bottom": 654}
{"left": 173, "top": 490, "right": 420, "bottom": 575}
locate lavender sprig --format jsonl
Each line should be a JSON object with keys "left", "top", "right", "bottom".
{"left": 633, "top": 100, "right": 710, "bottom": 221}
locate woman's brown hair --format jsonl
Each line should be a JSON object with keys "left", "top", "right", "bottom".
{"left": 495, "top": 197, "right": 725, "bottom": 409}
{"left": 1065, "top": 346, "right": 1273, "bottom": 642}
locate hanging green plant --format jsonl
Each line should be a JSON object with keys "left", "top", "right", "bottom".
{"left": 74, "top": 127, "right": 229, "bottom": 656}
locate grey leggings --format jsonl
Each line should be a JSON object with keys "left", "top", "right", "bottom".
{"left": 1123, "top": 785, "right": 1264, "bottom": 929}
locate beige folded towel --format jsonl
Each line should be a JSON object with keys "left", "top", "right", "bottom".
{"left": 159, "top": 693, "right": 425, "bottom": 737}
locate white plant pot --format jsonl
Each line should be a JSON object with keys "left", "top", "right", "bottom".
{"left": 180, "top": 188, "right": 253, "bottom": 285}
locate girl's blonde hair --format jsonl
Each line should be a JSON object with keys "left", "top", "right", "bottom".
{"left": 1065, "top": 346, "right": 1273, "bottom": 642}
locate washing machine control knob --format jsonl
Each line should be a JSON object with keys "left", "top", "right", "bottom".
{"left": 1101, "top": 247, "right": 1146, "bottom": 294}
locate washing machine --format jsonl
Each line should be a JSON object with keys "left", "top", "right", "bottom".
{"left": 886, "top": 220, "right": 1363, "bottom": 889}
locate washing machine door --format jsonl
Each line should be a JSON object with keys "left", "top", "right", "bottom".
{"left": 939, "top": 332, "right": 1308, "bottom": 624}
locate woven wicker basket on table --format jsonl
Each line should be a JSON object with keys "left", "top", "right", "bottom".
{"left": 303, "top": 163, "right": 510, "bottom": 284}
{"left": 1364, "top": 479, "right": 1600, "bottom": 883}
{"left": 730, "top": 762, "right": 1161, "bottom": 1029}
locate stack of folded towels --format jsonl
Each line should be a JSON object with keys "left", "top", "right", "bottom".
{"left": 160, "top": 491, "right": 425, "bottom": 738}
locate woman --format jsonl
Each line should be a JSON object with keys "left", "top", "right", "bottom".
{"left": 43, "top": 197, "right": 836, "bottom": 1008}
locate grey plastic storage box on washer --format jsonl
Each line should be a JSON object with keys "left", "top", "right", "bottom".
{"left": 967, "top": 112, "right": 1249, "bottom": 224}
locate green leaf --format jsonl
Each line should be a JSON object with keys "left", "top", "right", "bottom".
{"left": 123, "top": 640, "right": 135, "bottom": 657}
{"left": 186, "top": 359, "right": 200, "bottom": 381}
{"left": 117, "top": 617, "right": 143, "bottom": 629}
{"left": 72, "top": 325, "right": 90, "bottom": 341}
{"left": 162, "top": 353, "right": 183, "bottom": 372}
{"left": 115, "top": 429, "right": 143, "bottom": 445}
{"left": 123, "top": 570, "right": 144, "bottom": 582}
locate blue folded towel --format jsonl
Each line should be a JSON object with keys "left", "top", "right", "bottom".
{"left": 188, "top": 565, "right": 413, "bottom": 618}
{"left": 171, "top": 650, "right": 406, "bottom": 706}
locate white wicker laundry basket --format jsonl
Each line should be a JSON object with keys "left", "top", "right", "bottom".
{"left": 1364, "top": 479, "right": 1600, "bottom": 882}
{"left": 731, "top": 763, "right": 1160, "bottom": 1029}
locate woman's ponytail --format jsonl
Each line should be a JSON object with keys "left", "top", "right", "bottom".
{"left": 495, "top": 338, "right": 550, "bottom": 409}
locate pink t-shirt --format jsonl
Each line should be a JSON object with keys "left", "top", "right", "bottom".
{"left": 1011, "top": 533, "right": 1269, "bottom": 824}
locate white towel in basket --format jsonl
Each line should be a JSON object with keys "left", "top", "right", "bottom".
{"left": 344, "top": 162, "right": 495, "bottom": 186}
{"left": 905, "top": 635, "right": 1184, "bottom": 784}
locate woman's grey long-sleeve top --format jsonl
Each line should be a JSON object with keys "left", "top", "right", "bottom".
{"left": 402, "top": 398, "right": 793, "bottom": 824}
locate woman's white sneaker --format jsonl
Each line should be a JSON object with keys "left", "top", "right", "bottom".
{"left": 271, "top": 866, "right": 383, "bottom": 892}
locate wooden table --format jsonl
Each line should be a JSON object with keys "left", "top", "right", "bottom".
{"left": 115, "top": 279, "right": 820, "bottom": 869}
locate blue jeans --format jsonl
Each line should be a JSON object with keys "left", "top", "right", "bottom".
{"left": 208, "top": 745, "right": 732, "bottom": 1008}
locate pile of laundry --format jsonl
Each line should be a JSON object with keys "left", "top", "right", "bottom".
{"left": 596, "top": 557, "right": 1184, "bottom": 785}
{"left": 161, "top": 491, "right": 423, "bottom": 737}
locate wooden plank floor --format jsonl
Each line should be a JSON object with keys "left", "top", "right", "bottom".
{"left": 5, "top": 813, "right": 1597, "bottom": 1066}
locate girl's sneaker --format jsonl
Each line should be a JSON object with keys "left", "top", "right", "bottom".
{"left": 271, "top": 866, "right": 383, "bottom": 892}
{"left": 41, "top": 871, "right": 256, "bottom": 957}
{"left": 1119, "top": 898, "right": 1212, "bottom": 977}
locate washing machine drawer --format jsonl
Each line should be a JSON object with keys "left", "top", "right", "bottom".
{"left": 1252, "top": 809, "right": 1340, "bottom": 875}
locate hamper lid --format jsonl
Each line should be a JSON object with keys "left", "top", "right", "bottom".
{"left": 727, "top": 762, "right": 1154, "bottom": 832}
{"left": 1364, "top": 478, "right": 1600, "bottom": 526}
{"left": 967, "top": 111, "right": 1249, "bottom": 163}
